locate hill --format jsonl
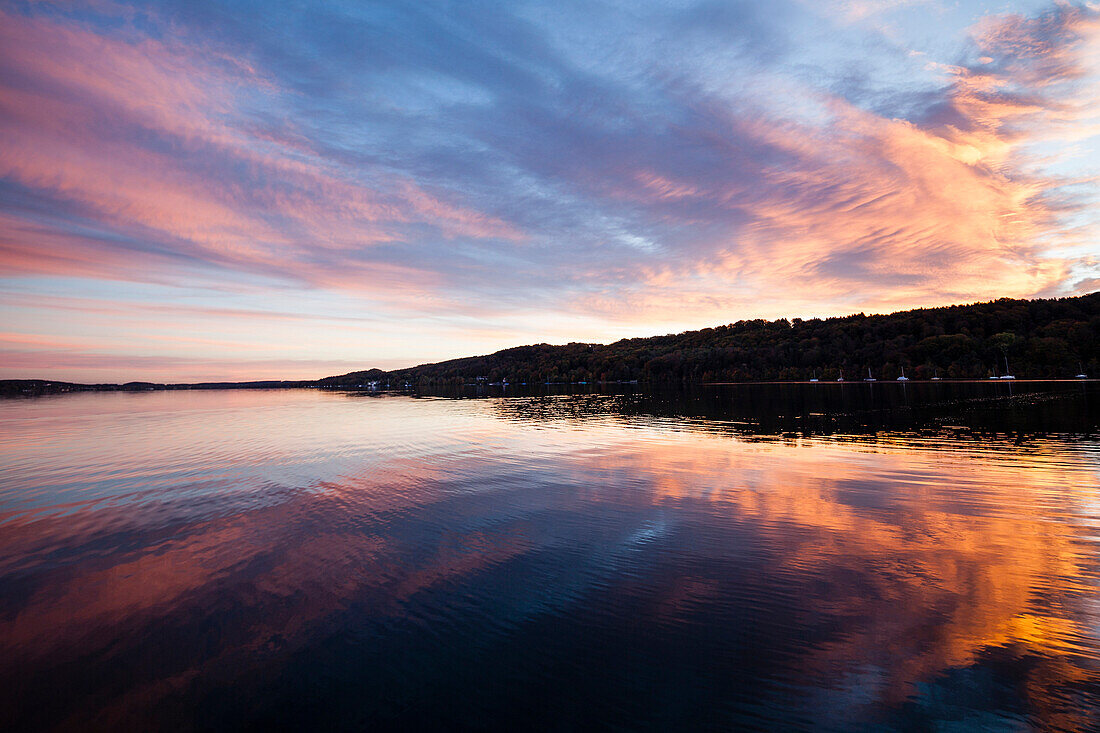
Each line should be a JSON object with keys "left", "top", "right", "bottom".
{"left": 320, "top": 293, "right": 1100, "bottom": 386}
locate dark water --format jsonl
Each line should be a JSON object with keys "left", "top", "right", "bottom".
{"left": 2, "top": 382, "right": 1099, "bottom": 731}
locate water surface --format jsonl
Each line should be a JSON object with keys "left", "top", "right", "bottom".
{"left": 1, "top": 383, "right": 1099, "bottom": 731}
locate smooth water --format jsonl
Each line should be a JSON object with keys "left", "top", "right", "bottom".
{"left": 1, "top": 383, "right": 1099, "bottom": 731}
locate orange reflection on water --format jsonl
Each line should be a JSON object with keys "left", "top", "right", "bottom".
{"left": 1, "top": 390, "right": 1098, "bottom": 729}
{"left": 574, "top": 429, "right": 1100, "bottom": 722}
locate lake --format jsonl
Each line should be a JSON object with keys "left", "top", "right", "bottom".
{"left": 2, "top": 383, "right": 1099, "bottom": 731}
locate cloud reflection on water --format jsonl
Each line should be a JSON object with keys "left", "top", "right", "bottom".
{"left": 0, "top": 387, "right": 1098, "bottom": 729}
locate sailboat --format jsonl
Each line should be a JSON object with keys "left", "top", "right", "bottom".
{"left": 864, "top": 367, "right": 876, "bottom": 382}
{"left": 837, "top": 370, "right": 844, "bottom": 382}
{"left": 931, "top": 368, "right": 941, "bottom": 381}
{"left": 1076, "top": 362, "right": 1088, "bottom": 379}
{"left": 896, "top": 366, "right": 909, "bottom": 381}
{"left": 809, "top": 369, "right": 819, "bottom": 382}
{"left": 999, "top": 353, "right": 1015, "bottom": 379}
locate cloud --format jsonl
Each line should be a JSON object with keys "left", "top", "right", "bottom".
{"left": 544, "top": 2, "right": 1100, "bottom": 322}
{"left": 0, "top": 8, "right": 520, "bottom": 299}
{"left": 817, "top": 0, "right": 932, "bottom": 24}
{"left": 0, "top": 1, "right": 1098, "bottom": 378}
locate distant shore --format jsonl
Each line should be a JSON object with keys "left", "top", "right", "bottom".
{"left": 4, "top": 376, "right": 1096, "bottom": 398}
{"left": 0, "top": 379, "right": 314, "bottom": 397}
{"left": 5, "top": 292, "right": 1098, "bottom": 395}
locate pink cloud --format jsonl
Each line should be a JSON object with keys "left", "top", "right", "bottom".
{"left": 0, "top": 9, "right": 521, "bottom": 296}
{"left": 0, "top": 1, "right": 1096, "bottom": 381}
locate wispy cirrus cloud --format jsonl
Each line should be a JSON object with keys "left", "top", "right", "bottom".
{"left": 0, "top": 8, "right": 519, "bottom": 296}
{"left": 0, "top": 0, "right": 1097, "bottom": 380}
{"left": 545, "top": 1, "right": 1100, "bottom": 321}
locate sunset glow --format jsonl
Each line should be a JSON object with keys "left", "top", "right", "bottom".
{"left": 3, "top": 390, "right": 1098, "bottom": 727}
{"left": 2, "top": 1, "right": 1099, "bottom": 381}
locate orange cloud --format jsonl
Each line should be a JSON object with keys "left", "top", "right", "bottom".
{"left": 0, "top": 2, "right": 1097, "bottom": 380}
{"left": 564, "top": 6, "right": 1099, "bottom": 325}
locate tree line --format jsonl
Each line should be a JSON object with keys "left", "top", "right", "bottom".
{"left": 322, "top": 292, "right": 1099, "bottom": 386}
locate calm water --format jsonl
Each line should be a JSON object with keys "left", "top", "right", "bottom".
{"left": 2, "top": 383, "right": 1099, "bottom": 731}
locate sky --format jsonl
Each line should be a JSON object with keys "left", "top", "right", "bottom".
{"left": 2, "top": 0, "right": 1099, "bottom": 383}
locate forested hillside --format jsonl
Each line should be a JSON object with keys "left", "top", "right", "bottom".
{"left": 323, "top": 292, "right": 1100, "bottom": 386}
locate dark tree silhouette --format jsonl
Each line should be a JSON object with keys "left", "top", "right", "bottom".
{"left": 318, "top": 293, "right": 1100, "bottom": 386}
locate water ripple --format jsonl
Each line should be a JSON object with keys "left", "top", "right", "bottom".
{"left": 0, "top": 385, "right": 1098, "bottom": 730}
